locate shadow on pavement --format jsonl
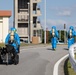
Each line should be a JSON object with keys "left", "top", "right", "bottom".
{"left": 0, "top": 60, "right": 13, "bottom": 65}
{"left": 64, "top": 58, "right": 69, "bottom": 75}
{"left": 47, "top": 48, "right": 56, "bottom": 51}
{"left": 64, "top": 48, "right": 69, "bottom": 50}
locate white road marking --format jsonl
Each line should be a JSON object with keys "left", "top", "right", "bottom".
{"left": 53, "top": 54, "right": 69, "bottom": 75}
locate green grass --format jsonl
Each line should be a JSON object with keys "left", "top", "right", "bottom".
{"left": 0, "top": 43, "right": 5, "bottom": 47}
{"left": 0, "top": 43, "right": 33, "bottom": 47}
{"left": 0, "top": 43, "right": 67, "bottom": 47}
{"left": 64, "top": 54, "right": 76, "bottom": 75}
{"left": 75, "top": 53, "right": 76, "bottom": 59}
{"left": 67, "top": 60, "right": 76, "bottom": 75}
{"left": 0, "top": 43, "right": 30, "bottom": 47}
{"left": 0, "top": 43, "right": 49, "bottom": 47}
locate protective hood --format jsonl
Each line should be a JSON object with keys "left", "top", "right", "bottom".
{"left": 69, "top": 26, "right": 74, "bottom": 31}
{"left": 52, "top": 26, "right": 56, "bottom": 31}
{"left": 10, "top": 28, "right": 17, "bottom": 33}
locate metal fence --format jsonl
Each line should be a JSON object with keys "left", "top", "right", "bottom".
{"left": 69, "top": 43, "right": 76, "bottom": 72}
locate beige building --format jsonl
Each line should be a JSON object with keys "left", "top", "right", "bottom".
{"left": 0, "top": 10, "right": 11, "bottom": 43}
{"left": 14, "top": 0, "right": 42, "bottom": 43}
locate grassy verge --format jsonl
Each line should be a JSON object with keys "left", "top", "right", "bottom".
{"left": 0, "top": 43, "right": 5, "bottom": 47}
{"left": 0, "top": 43, "right": 67, "bottom": 47}
{"left": 75, "top": 53, "right": 76, "bottom": 59}
{"left": 20, "top": 43, "right": 30, "bottom": 46}
{"left": 64, "top": 54, "right": 76, "bottom": 75}
{"left": 0, "top": 43, "right": 50, "bottom": 47}
{"left": 0, "top": 43, "right": 33, "bottom": 47}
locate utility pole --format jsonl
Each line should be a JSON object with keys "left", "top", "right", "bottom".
{"left": 44, "top": 0, "right": 46, "bottom": 44}
{"left": 28, "top": 2, "right": 30, "bottom": 44}
{"left": 64, "top": 24, "right": 66, "bottom": 44}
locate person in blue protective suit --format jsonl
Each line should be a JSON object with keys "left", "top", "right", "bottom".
{"left": 68, "top": 26, "right": 76, "bottom": 49}
{"left": 5, "top": 27, "right": 20, "bottom": 53}
{"left": 50, "top": 26, "right": 59, "bottom": 50}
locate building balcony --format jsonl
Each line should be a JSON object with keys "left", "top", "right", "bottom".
{"left": 17, "top": 27, "right": 28, "bottom": 37}
{"left": 33, "top": 21, "right": 42, "bottom": 30}
{"left": 33, "top": 8, "right": 41, "bottom": 16}
{"left": 18, "top": 19, "right": 28, "bottom": 23}
{"left": 18, "top": 9, "right": 28, "bottom": 11}
{"left": 19, "top": 35, "right": 28, "bottom": 37}
{"left": 33, "top": 0, "right": 41, "bottom": 3}
{"left": 18, "top": 15, "right": 28, "bottom": 23}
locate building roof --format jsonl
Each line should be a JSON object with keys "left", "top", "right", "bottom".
{"left": 0, "top": 10, "right": 11, "bottom": 17}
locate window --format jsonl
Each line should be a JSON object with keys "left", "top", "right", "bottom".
{"left": 33, "top": 30, "right": 36, "bottom": 36}
{"left": 18, "top": 0, "right": 28, "bottom": 9}
{"left": 18, "top": 23, "right": 28, "bottom": 28}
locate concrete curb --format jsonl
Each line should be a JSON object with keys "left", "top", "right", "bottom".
{"left": 53, "top": 54, "right": 69, "bottom": 75}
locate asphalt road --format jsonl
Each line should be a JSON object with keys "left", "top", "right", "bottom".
{"left": 0, "top": 45, "right": 68, "bottom": 75}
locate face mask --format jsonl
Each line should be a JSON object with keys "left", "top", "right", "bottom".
{"left": 52, "top": 28, "right": 55, "bottom": 37}
{"left": 10, "top": 31, "right": 14, "bottom": 41}
{"left": 69, "top": 29, "right": 72, "bottom": 37}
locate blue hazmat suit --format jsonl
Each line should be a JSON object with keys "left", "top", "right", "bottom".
{"left": 50, "top": 26, "right": 59, "bottom": 50}
{"left": 68, "top": 26, "right": 76, "bottom": 48}
{"left": 5, "top": 28, "right": 20, "bottom": 53}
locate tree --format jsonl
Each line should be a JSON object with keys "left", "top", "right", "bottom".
{"left": 42, "top": 29, "right": 44, "bottom": 43}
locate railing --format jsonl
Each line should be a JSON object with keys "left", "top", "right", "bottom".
{"left": 18, "top": 15, "right": 28, "bottom": 22}
{"left": 33, "top": 0, "right": 41, "bottom": 3}
{"left": 33, "top": 8, "right": 41, "bottom": 16}
{"left": 18, "top": 19, "right": 28, "bottom": 21}
{"left": 69, "top": 43, "right": 76, "bottom": 72}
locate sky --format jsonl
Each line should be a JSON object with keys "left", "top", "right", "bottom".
{"left": 40, "top": 0, "right": 76, "bottom": 30}
{"left": 0, "top": 0, "right": 76, "bottom": 30}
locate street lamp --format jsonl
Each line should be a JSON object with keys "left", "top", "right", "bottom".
{"left": 44, "top": 0, "right": 46, "bottom": 44}
{"left": 28, "top": 2, "right": 30, "bottom": 44}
